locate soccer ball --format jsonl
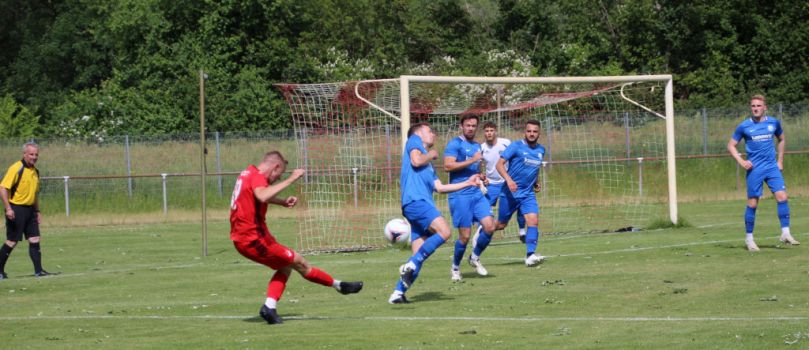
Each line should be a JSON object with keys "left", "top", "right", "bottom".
{"left": 384, "top": 218, "right": 411, "bottom": 244}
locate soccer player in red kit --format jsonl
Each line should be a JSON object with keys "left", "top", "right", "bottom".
{"left": 230, "top": 151, "right": 363, "bottom": 324}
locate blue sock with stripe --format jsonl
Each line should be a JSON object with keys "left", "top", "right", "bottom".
{"left": 473, "top": 230, "right": 493, "bottom": 256}
{"left": 408, "top": 234, "right": 446, "bottom": 270}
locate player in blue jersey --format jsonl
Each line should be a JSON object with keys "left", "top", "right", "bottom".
{"left": 389, "top": 122, "right": 481, "bottom": 304}
{"left": 473, "top": 120, "right": 546, "bottom": 266}
{"left": 727, "top": 94, "right": 799, "bottom": 251}
{"left": 443, "top": 115, "right": 496, "bottom": 281}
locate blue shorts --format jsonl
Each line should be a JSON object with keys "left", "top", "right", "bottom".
{"left": 498, "top": 190, "right": 538, "bottom": 223}
{"left": 449, "top": 194, "right": 493, "bottom": 228}
{"left": 746, "top": 166, "right": 786, "bottom": 198}
{"left": 486, "top": 183, "right": 505, "bottom": 206}
{"left": 402, "top": 200, "right": 442, "bottom": 241}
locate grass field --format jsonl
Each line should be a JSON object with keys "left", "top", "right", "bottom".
{"left": 1, "top": 199, "right": 809, "bottom": 349}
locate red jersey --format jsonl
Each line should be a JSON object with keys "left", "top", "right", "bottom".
{"left": 230, "top": 165, "right": 272, "bottom": 242}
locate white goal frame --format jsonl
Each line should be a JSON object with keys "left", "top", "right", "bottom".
{"left": 388, "top": 75, "right": 678, "bottom": 224}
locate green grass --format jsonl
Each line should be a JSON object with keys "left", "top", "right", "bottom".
{"left": 1, "top": 199, "right": 809, "bottom": 349}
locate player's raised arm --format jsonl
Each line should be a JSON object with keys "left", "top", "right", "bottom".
{"left": 434, "top": 174, "right": 480, "bottom": 193}
{"left": 410, "top": 148, "right": 438, "bottom": 167}
{"left": 255, "top": 168, "right": 305, "bottom": 203}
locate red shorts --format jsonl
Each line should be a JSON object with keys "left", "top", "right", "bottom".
{"left": 233, "top": 236, "right": 296, "bottom": 270}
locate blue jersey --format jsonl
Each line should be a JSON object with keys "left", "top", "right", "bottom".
{"left": 501, "top": 139, "right": 545, "bottom": 199}
{"left": 401, "top": 134, "right": 438, "bottom": 207}
{"left": 444, "top": 136, "right": 482, "bottom": 198}
{"left": 731, "top": 116, "right": 782, "bottom": 170}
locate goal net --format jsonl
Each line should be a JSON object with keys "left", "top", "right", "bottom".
{"left": 277, "top": 75, "right": 676, "bottom": 253}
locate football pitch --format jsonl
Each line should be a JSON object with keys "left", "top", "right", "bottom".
{"left": 1, "top": 199, "right": 808, "bottom": 349}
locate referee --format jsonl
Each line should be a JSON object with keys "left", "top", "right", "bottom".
{"left": 0, "top": 142, "right": 52, "bottom": 279}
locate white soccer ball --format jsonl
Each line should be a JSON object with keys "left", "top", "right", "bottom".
{"left": 384, "top": 218, "right": 411, "bottom": 245}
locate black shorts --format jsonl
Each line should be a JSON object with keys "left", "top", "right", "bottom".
{"left": 5, "top": 205, "right": 40, "bottom": 241}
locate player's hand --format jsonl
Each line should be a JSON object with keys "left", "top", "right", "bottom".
{"left": 36, "top": 211, "right": 41, "bottom": 224}
{"left": 740, "top": 160, "right": 753, "bottom": 170}
{"left": 427, "top": 149, "right": 439, "bottom": 160}
{"left": 507, "top": 179, "right": 518, "bottom": 193}
{"left": 533, "top": 182, "right": 541, "bottom": 192}
{"left": 5, "top": 208, "right": 13, "bottom": 221}
{"left": 471, "top": 151, "right": 482, "bottom": 163}
{"left": 290, "top": 168, "right": 306, "bottom": 180}
{"left": 481, "top": 175, "right": 490, "bottom": 186}
{"left": 284, "top": 196, "right": 299, "bottom": 208}
{"left": 467, "top": 174, "right": 480, "bottom": 186}
{"left": 777, "top": 160, "right": 783, "bottom": 171}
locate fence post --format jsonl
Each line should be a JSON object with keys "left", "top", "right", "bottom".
{"left": 215, "top": 131, "right": 222, "bottom": 196}
{"left": 541, "top": 161, "right": 548, "bottom": 201}
{"left": 161, "top": 173, "right": 168, "bottom": 215}
{"left": 637, "top": 158, "right": 644, "bottom": 197}
{"left": 125, "top": 135, "right": 132, "bottom": 197}
{"left": 778, "top": 103, "right": 783, "bottom": 119}
{"left": 352, "top": 167, "right": 359, "bottom": 208}
{"left": 624, "top": 112, "right": 631, "bottom": 159}
{"left": 63, "top": 176, "right": 70, "bottom": 217}
{"left": 702, "top": 108, "right": 708, "bottom": 155}
{"left": 736, "top": 162, "right": 740, "bottom": 191}
{"left": 545, "top": 118, "right": 553, "bottom": 167}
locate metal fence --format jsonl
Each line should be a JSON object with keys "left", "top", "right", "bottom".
{"left": 2, "top": 104, "right": 809, "bottom": 217}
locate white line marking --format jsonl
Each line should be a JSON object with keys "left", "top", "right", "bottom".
{"left": 0, "top": 315, "right": 805, "bottom": 322}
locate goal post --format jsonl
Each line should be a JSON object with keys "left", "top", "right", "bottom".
{"left": 277, "top": 74, "right": 677, "bottom": 253}
{"left": 396, "top": 75, "right": 677, "bottom": 225}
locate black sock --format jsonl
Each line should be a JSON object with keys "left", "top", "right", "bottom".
{"left": 29, "top": 242, "right": 42, "bottom": 274}
{"left": 0, "top": 243, "right": 15, "bottom": 272}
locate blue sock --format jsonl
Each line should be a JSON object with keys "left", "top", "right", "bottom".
{"left": 777, "top": 200, "right": 790, "bottom": 228}
{"left": 526, "top": 226, "right": 539, "bottom": 255}
{"left": 408, "top": 234, "right": 446, "bottom": 270}
{"left": 452, "top": 240, "right": 466, "bottom": 267}
{"left": 744, "top": 206, "right": 757, "bottom": 234}
{"left": 473, "top": 231, "right": 493, "bottom": 256}
{"left": 517, "top": 213, "right": 526, "bottom": 230}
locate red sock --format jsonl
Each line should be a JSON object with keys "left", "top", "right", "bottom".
{"left": 303, "top": 267, "right": 334, "bottom": 287}
{"left": 267, "top": 271, "right": 290, "bottom": 301}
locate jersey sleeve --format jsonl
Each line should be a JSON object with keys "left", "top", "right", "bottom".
{"left": 0, "top": 163, "right": 17, "bottom": 190}
{"left": 775, "top": 120, "right": 783, "bottom": 137}
{"left": 500, "top": 141, "right": 518, "bottom": 162}
{"left": 443, "top": 138, "right": 459, "bottom": 158}
{"left": 406, "top": 135, "right": 425, "bottom": 156}
{"left": 731, "top": 124, "right": 745, "bottom": 142}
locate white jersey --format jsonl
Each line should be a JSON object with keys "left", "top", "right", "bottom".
{"left": 481, "top": 137, "right": 511, "bottom": 184}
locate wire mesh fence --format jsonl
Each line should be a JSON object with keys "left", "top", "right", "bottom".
{"left": 1, "top": 104, "right": 809, "bottom": 219}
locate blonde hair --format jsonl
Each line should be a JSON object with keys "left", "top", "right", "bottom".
{"left": 751, "top": 94, "right": 766, "bottom": 104}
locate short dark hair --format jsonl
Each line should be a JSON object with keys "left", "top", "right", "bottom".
{"left": 526, "top": 119, "right": 540, "bottom": 128}
{"left": 459, "top": 114, "right": 479, "bottom": 125}
{"left": 482, "top": 121, "right": 497, "bottom": 130}
{"left": 408, "top": 122, "right": 431, "bottom": 137}
{"left": 264, "top": 151, "right": 288, "bottom": 165}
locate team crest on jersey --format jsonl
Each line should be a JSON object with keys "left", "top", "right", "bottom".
{"left": 767, "top": 125, "right": 775, "bottom": 132}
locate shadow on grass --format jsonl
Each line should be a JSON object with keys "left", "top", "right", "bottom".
{"left": 409, "top": 291, "right": 454, "bottom": 303}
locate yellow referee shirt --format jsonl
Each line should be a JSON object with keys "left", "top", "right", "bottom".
{"left": 0, "top": 160, "right": 39, "bottom": 206}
